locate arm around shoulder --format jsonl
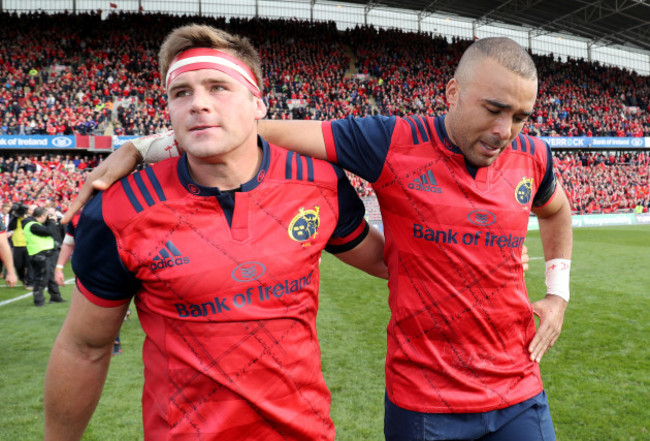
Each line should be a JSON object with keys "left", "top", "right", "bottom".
{"left": 258, "top": 119, "right": 328, "bottom": 160}
{"left": 333, "top": 223, "right": 388, "bottom": 279}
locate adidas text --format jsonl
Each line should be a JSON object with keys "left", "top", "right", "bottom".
{"left": 150, "top": 256, "right": 190, "bottom": 272}
{"left": 408, "top": 182, "right": 442, "bottom": 193}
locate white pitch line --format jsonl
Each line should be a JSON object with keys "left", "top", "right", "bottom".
{"left": 0, "top": 278, "right": 75, "bottom": 307}
{"left": 0, "top": 292, "right": 33, "bottom": 306}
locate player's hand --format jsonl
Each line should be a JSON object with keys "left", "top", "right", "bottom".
{"left": 54, "top": 268, "right": 66, "bottom": 286}
{"left": 521, "top": 244, "right": 529, "bottom": 272}
{"left": 4, "top": 270, "right": 17, "bottom": 288}
{"left": 529, "top": 294, "right": 567, "bottom": 363}
{"left": 62, "top": 142, "right": 142, "bottom": 224}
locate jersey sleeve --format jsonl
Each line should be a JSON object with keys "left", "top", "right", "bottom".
{"left": 324, "top": 164, "right": 370, "bottom": 254}
{"left": 532, "top": 142, "right": 558, "bottom": 207}
{"left": 72, "top": 193, "right": 141, "bottom": 306}
{"left": 322, "top": 115, "right": 397, "bottom": 183}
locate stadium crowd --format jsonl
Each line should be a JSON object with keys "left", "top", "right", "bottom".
{"left": 554, "top": 151, "right": 649, "bottom": 214}
{"left": 0, "top": 11, "right": 648, "bottom": 214}
{"left": 2, "top": 11, "right": 650, "bottom": 137}
{"left": 0, "top": 153, "right": 100, "bottom": 210}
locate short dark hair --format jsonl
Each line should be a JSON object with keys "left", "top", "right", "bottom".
{"left": 33, "top": 207, "right": 47, "bottom": 218}
{"left": 158, "top": 24, "right": 262, "bottom": 90}
{"left": 455, "top": 37, "right": 537, "bottom": 83}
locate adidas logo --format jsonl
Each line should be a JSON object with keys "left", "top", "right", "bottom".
{"left": 408, "top": 170, "right": 442, "bottom": 193}
{"left": 150, "top": 240, "right": 190, "bottom": 272}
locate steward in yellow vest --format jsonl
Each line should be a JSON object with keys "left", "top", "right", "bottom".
{"left": 23, "top": 208, "right": 64, "bottom": 306}
{"left": 7, "top": 203, "right": 30, "bottom": 286}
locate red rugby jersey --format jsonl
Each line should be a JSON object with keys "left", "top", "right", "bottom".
{"left": 73, "top": 139, "right": 369, "bottom": 440}
{"left": 323, "top": 114, "right": 558, "bottom": 413}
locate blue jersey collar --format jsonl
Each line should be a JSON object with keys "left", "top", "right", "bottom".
{"left": 434, "top": 115, "right": 463, "bottom": 155}
{"left": 176, "top": 136, "right": 271, "bottom": 196}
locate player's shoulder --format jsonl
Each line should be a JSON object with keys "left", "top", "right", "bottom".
{"left": 385, "top": 114, "right": 437, "bottom": 147}
{"left": 102, "top": 158, "right": 179, "bottom": 226}
{"left": 508, "top": 133, "right": 550, "bottom": 162}
{"left": 268, "top": 142, "right": 344, "bottom": 186}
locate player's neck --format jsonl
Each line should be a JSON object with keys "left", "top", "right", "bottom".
{"left": 186, "top": 142, "right": 263, "bottom": 191}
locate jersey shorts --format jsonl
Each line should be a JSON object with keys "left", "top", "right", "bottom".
{"left": 72, "top": 138, "right": 369, "bottom": 440}
{"left": 323, "top": 114, "right": 558, "bottom": 414}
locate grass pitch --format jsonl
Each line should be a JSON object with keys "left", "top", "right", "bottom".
{"left": 1, "top": 225, "right": 648, "bottom": 440}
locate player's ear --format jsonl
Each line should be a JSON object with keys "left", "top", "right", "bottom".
{"left": 446, "top": 78, "right": 460, "bottom": 108}
{"left": 254, "top": 97, "right": 267, "bottom": 120}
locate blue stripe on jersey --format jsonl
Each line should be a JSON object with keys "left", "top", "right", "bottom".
{"left": 145, "top": 167, "right": 166, "bottom": 202}
{"left": 412, "top": 115, "right": 430, "bottom": 143}
{"left": 523, "top": 135, "right": 530, "bottom": 153}
{"left": 286, "top": 151, "right": 294, "bottom": 179}
{"left": 285, "top": 152, "right": 315, "bottom": 182}
{"left": 305, "top": 155, "right": 314, "bottom": 182}
{"left": 133, "top": 172, "right": 155, "bottom": 207}
{"left": 527, "top": 135, "right": 536, "bottom": 156}
{"left": 513, "top": 134, "right": 536, "bottom": 156}
{"left": 295, "top": 153, "right": 304, "bottom": 180}
{"left": 520, "top": 134, "right": 529, "bottom": 153}
{"left": 120, "top": 178, "right": 144, "bottom": 213}
{"left": 404, "top": 117, "right": 420, "bottom": 144}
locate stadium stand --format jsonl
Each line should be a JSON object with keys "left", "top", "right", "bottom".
{"left": 0, "top": 11, "right": 648, "bottom": 214}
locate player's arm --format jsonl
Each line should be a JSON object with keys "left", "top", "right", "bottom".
{"left": 528, "top": 184, "right": 573, "bottom": 362}
{"left": 44, "top": 286, "right": 130, "bottom": 441}
{"left": 325, "top": 164, "right": 387, "bottom": 279}
{"left": 335, "top": 224, "right": 387, "bottom": 279}
{"left": 258, "top": 120, "right": 327, "bottom": 160}
{"left": 0, "top": 233, "right": 17, "bottom": 287}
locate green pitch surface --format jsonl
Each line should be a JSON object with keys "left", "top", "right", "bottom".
{"left": 1, "top": 225, "right": 648, "bottom": 440}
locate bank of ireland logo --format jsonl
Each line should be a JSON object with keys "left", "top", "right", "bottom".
{"left": 232, "top": 261, "right": 266, "bottom": 282}
{"left": 515, "top": 177, "right": 534, "bottom": 205}
{"left": 289, "top": 206, "right": 320, "bottom": 243}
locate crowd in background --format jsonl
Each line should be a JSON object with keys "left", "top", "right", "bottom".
{"left": 554, "top": 151, "right": 648, "bottom": 213}
{"left": 1, "top": 11, "right": 649, "bottom": 137}
{"left": 0, "top": 11, "right": 648, "bottom": 214}
{"left": 0, "top": 153, "right": 99, "bottom": 211}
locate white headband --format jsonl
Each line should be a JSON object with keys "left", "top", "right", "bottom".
{"left": 166, "top": 48, "right": 261, "bottom": 98}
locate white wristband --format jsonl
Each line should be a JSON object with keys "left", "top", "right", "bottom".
{"left": 55, "top": 264, "right": 64, "bottom": 269}
{"left": 545, "top": 258, "right": 571, "bottom": 302}
{"left": 131, "top": 130, "right": 180, "bottom": 163}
